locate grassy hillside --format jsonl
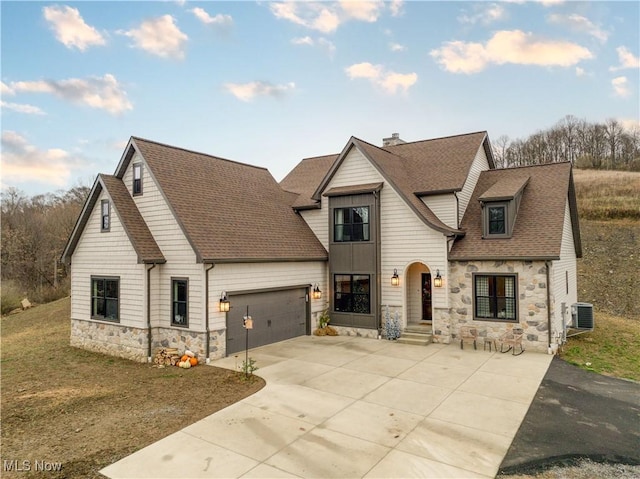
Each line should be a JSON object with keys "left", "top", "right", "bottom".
{"left": 563, "top": 169, "right": 640, "bottom": 381}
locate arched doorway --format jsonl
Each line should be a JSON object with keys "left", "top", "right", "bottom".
{"left": 406, "top": 262, "right": 433, "bottom": 325}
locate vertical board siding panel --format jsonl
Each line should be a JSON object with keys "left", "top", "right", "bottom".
{"left": 458, "top": 145, "right": 489, "bottom": 224}
{"left": 422, "top": 194, "right": 457, "bottom": 229}
{"left": 552, "top": 201, "right": 578, "bottom": 331}
{"left": 72, "top": 190, "right": 145, "bottom": 327}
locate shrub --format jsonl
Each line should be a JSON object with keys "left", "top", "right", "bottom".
{"left": 1, "top": 280, "right": 24, "bottom": 315}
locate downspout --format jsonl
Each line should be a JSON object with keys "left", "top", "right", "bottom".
{"left": 453, "top": 191, "right": 460, "bottom": 229}
{"left": 545, "top": 260, "right": 553, "bottom": 354}
{"left": 205, "top": 264, "right": 215, "bottom": 364}
{"left": 146, "top": 263, "right": 157, "bottom": 362}
{"left": 374, "top": 190, "right": 382, "bottom": 337}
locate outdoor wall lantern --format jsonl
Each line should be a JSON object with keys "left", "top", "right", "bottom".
{"left": 391, "top": 269, "right": 400, "bottom": 286}
{"left": 219, "top": 291, "right": 230, "bottom": 312}
{"left": 434, "top": 269, "right": 443, "bottom": 288}
{"left": 312, "top": 284, "right": 322, "bottom": 300}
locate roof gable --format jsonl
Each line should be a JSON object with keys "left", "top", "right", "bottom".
{"left": 450, "top": 162, "right": 582, "bottom": 260}
{"left": 130, "top": 137, "right": 328, "bottom": 263}
{"left": 303, "top": 133, "right": 494, "bottom": 236}
{"left": 61, "top": 175, "right": 165, "bottom": 264}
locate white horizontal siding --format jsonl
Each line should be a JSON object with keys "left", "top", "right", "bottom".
{"left": 300, "top": 208, "right": 328, "bottom": 250}
{"left": 208, "top": 261, "right": 328, "bottom": 331}
{"left": 124, "top": 154, "right": 203, "bottom": 331}
{"left": 458, "top": 143, "right": 490, "bottom": 224}
{"left": 552, "top": 200, "right": 578, "bottom": 333}
{"left": 71, "top": 189, "right": 145, "bottom": 328}
{"left": 422, "top": 194, "right": 458, "bottom": 229}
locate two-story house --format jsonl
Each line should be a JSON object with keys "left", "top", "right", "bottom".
{"left": 62, "top": 131, "right": 581, "bottom": 362}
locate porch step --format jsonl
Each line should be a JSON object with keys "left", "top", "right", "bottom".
{"left": 397, "top": 325, "right": 432, "bottom": 346}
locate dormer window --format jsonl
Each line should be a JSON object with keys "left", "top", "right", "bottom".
{"left": 479, "top": 176, "right": 529, "bottom": 239}
{"left": 101, "top": 199, "right": 110, "bottom": 232}
{"left": 487, "top": 203, "right": 507, "bottom": 235}
{"left": 132, "top": 163, "right": 143, "bottom": 196}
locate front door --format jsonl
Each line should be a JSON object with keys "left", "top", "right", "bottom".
{"left": 422, "top": 273, "right": 432, "bottom": 321}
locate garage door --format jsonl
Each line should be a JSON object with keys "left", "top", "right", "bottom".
{"left": 226, "top": 287, "right": 309, "bottom": 355}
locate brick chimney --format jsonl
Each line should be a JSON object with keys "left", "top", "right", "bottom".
{"left": 382, "top": 132, "right": 406, "bottom": 147}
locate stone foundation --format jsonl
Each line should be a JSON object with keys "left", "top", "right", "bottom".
{"left": 71, "top": 319, "right": 228, "bottom": 362}
{"left": 332, "top": 326, "right": 379, "bottom": 339}
{"left": 70, "top": 319, "right": 148, "bottom": 362}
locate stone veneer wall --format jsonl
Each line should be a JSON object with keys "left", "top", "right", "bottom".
{"left": 333, "top": 326, "right": 380, "bottom": 339}
{"left": 442, "top": 260, "right": 551, "bottom": 353}
{"left": 71, "top": 319, "right": 227, "bottom": 362}
{"left": 70, "top": 319, "right": 148, "bottom": 362}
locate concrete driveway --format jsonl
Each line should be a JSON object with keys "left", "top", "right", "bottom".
{"left": 101, "top": 335, "right": 552, "bottom": 478}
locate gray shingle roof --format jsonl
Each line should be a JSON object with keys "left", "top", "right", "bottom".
{"left": 130, "top": 137, "right": 328, "bottom": 263}
{"left": 449, "top": 162, "right": 582, "bottom": 260}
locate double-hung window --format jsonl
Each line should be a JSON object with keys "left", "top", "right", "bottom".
{"left": 91, "top": 277, "right": 119, "bottom": 321}
{"left": 474, "top": 274, "right": 517, "bottom": 321}
{"left": 101, "top": 200, "right": 110, "bottom": 232}
{"left": 334, "top": 207, "right": 370, "bottom": 242}
{"left": 334, "top": 274, "right": 370, "bottom": 314}
{"left": 132, "top": 164, "right": 143, "bottom": 196}
{"left": 488, "top": 205, "right": 506, "bottom": 235}
{"left": 172, "top": 278, "right": 188, "bottom": 327}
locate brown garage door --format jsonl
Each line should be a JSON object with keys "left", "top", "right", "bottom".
{"left": 226, "top": 287, "right": 309, "bottom": 355}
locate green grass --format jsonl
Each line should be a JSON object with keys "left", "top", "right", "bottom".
{"left": 560, "top": 312, "right": 640, "bottom": 382}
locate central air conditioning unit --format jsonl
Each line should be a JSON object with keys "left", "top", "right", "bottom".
{"left": 571, "top": 303, "right": 594, "bottom": 330}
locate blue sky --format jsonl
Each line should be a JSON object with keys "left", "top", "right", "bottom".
{"left": 1, "top": 1, "right": 638, "bottom": 196}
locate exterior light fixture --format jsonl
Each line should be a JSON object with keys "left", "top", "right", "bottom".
{"left": 434, "top": 269, "right": 443, "bottom": 288}
{"left": 312, "top": 284, "right": 322, "bottom": 300}
{"left": 391, "top": 269, "right": 400, "bottom": 286}
{"left": 219, "top": 291, "right": 230, "bottom": 312}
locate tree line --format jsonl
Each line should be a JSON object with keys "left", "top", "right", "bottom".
{"left": 492, "top": 115, "right": 640, "bottom": 171}
{"left": 1, "top": 185, "right": 90, "bottom": 312}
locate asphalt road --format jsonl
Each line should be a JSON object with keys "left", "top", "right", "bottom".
{"left": 498, "top": 356, "right": 640, "bottom": 475}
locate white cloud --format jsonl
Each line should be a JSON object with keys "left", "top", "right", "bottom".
{"left": 619, "top": 118, "right": 640, "bottom": 132}
{"left": 389, "top": 0, "right": 404, "bottom": 17}
{"left": 6, "top": 74, "right": 132, "bottom": 115}
{"left": 292, "top": 36, "right": 314, "bottom": 46}
{"left": 609, "top": 46, "right": 640, "bottom": 71}
{"left": 190, "top": 8, "right": 233, "bottom": 28}
{"left": 547, "top": 13, "right": 608, "bottom": 43}
{"left": 458, "top": 3, "right": 507, "bottom": 25}
{"left": 575, "top": 67, "right": 586, "bottom": 77}
{"left": 339, "top": 1, "right": 384, "bottom": 22}
{"left": 223, "top": 81, "right": 296, "bottom": 102}
{"left": 1, "top": 131, "right": 82, "bottom": 188}
{"left": 1, "top": 101, "right": 46, "bottom": 115}
{"left": 270, "top": 1, "right": 390, "bottom": 33}
{"left": 43, "top": 5, "right": 106, "bottom": 51}
{"left": 611, "top": 76, "right": 630, "bottom": 98}
{"left": 291, "top": 36, "right": 336, "bottom": 56}
{"left": 119, "top": 15, "right": 188, "bottom": 59}
{"left": 1, "top": 81, "right": 16, "bottom": 96}
{"left": 389, "top": 42, "right": 406, "bottom": 52}
{"left": 345, "top": 62, "right": 417, "bottom": 94}
{"left": 431, "top": 30, "right": 593, "bottom": 74}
